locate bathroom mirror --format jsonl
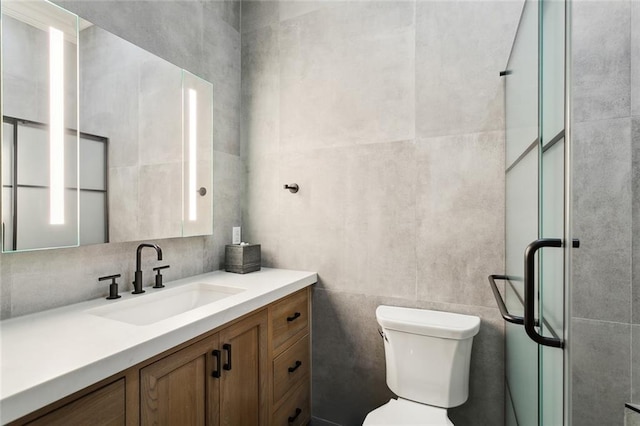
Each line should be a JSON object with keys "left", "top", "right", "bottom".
{"left": 0, "top": 0, "right": 213, "bottom": 252}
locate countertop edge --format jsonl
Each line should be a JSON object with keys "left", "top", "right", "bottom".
{"left": 1, "top": 269, "right": 317, "bottom": 424}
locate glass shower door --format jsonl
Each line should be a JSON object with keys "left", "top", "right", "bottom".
{"left": 504, "top": 1, "right": 539, "bottom": 424}
{"left": 499, "top": 0, "right": 572, "bottom": 425}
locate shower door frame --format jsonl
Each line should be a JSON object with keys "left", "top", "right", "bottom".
{"left": 499, "top": 0, "right": 574, "bottom": 424}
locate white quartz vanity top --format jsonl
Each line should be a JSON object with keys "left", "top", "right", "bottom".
{"left": 0, "top": 268, "right": 317, "bottom": 424}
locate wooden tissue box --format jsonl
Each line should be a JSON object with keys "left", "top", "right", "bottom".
{"left": 225, "top": 244, "right": 261, "bottom": 274}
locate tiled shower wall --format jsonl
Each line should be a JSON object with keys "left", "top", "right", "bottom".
{"left": 0, "top": 0, "right": 244, "bottom": 318}
{"left": 571, "top": 0, "right": 639, "bottom": 425}
{"left": 240, "top": 1, "right": 523, "bottom": 424}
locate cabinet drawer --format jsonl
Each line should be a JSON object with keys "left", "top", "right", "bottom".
{"left": 273, "top": 334, "right": 310, "bottom": 403}
{"left": 272, "top": 289, "right": 309, "bottom": 350}
{"left": 272, "top": 380, "right": 310, "bottom": 426}
{"left": 25, "top": 379, "right": 125, "bottom": 426}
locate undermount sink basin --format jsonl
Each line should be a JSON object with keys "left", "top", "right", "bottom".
{"left": 87, "top": 283, "right": 245, "bottom": 325}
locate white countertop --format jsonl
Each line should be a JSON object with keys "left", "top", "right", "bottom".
{"left": 0, "top": 268, "right": 317, "bottom": 424}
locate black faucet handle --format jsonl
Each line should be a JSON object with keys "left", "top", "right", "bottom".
{"left": 152, "top": 265, "right": 170, "bottom": 289}
{"left": 99, "top": 274, "right": 122, "bottom": 300}
{"left": 99, "top": 273, "right": 121, "bottom": 282}
{"left": 153, "top": 265, "right": 170, "bottom": 272}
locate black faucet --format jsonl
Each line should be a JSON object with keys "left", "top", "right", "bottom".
{"left": 132, "top": 243, "right": 163, "bottom": 294}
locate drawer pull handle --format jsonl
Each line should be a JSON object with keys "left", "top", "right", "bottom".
{"left": 223, "top": 343, "right": 232, "bottom": 371}
{"left": 288, "top": 408, "right": 302, "bottom": 423}
{"left": 287, "top": 312, "right": 301, "bottom": 322}
{"left": 211, "top": 350, "right": 221, "bottom": 378}
{"left": 288, "top": 360, "right": 302, "bottom": 373}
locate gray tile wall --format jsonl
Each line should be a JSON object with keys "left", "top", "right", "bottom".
{"left": 626, "top": 406, "right": 640, "bottom": 426}
{"left": 0, "top": 0, "right": 243, "bottom": 318}
{"left": 572, "top": 0, "right": 638, "bottom": 423}
{"left": 241, "top": 1, "right": 523, "bottom": 424}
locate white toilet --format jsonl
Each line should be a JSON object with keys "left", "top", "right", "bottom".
{"left": 363, "top": 305, "right": 481, "bottom": 426}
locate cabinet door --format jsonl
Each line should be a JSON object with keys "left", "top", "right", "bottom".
{"left": 26, "top": 379, "right": 125, "bottom": 426}
{"left": 140, "top": 336, "right": 219, "bottom": 426}
{"left": 218, "top": 309, "right": 269, "bottom": 426}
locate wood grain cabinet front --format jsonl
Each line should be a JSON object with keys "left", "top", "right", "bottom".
{"left": 23, "top": 379, "right": 125, "bottom": 426}
{"left": 140, "top": 309, "right": 268, "bottom": 426}
{"left": 271, "top": 289, "right": 309, "bottom": 353}
{"left": 140, "top": 336, "right": 217, "bottom": 425}
{"left": 272, "top": 380, "right": 310, "bottom": 426}
{"left": 269, "top": 288, "right": 311, "bottom": 425}
{"left": 273, "top": 334, "right": 310, "bottom": 404}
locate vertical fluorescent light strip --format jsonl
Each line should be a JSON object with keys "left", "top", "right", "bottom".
{"left": 49, "top": 27, "right": 65, "bottom": 225}
{"left": 188, "top": 88, "right": 197, "bottom": 221}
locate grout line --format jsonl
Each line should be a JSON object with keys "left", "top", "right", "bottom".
{"left": 571, "top": 316, "right": 635, "bottom": 327}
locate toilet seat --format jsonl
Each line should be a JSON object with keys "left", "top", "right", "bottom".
{"left": 362, "top": 398, "right": 454, "bottom": 426}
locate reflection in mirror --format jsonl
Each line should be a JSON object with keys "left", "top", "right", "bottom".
{"left": 1, "top": 0, "right": 214, "bottom": 252}
{"left": 1, "top": 0, "right": 79, "bottom": 251}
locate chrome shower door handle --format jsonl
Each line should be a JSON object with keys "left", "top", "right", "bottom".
{"left": 523, "top": 238, "right": 579, "bottom": 349}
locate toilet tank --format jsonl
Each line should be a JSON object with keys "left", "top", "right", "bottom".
{"left": 376, "top": 306, "right": 481, "bottom": 408}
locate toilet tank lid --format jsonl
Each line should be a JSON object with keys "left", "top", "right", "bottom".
{"left": 376, "top": 306, "right": 480, "bottom": 340}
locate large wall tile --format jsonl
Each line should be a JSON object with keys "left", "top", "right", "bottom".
{"left": 572, "top": 318, "right": 631, "bottom": 426}
{"left": 573, "top": 118, "right": 632, "bottom": 323}
{"left": 572, "top": 0, "right": 631, "bottom": 123}
{"left": 241, "top": 25, "right": 280, "bottom": 163}
{"left": 241, "top": 0, "right": 279, "bottom": 34}
{"left": 204, "top": 0, "right": 240, "bottom": 33}
{"left": 416, "top": 131, "right": 505, "bottom": 307}
{"left": 310, "top": 417, "right": 342, "bottom": 426}
{"left": 58, "top": 1, "right": 204, "bottom": 76}
{"left": 341, "top": 142, "right": 417, "bottom": 299}
{"left": 632, "top": 1, "right": 640, "bottom": 116}
{"left": 279, "top": 2, "right": 415, "bottom": 150}
{"left": 279, "top": 1, "right": 337, "bottom": 23}
{"left": 415, "top": 0, "right": 522, "bottom": 137}
{"left": 8, "top": 245, "right": 112, "bottom": 316}
{"left": 634, "top": 117, "right": 640, "bottom": 324}
{"left": 242, "top": 153, "right": 281, "bottom": 267}
{"left": 634, "top": 325, "right": 640, "bottom": 403}
{"left": 203, "top": 12, "right": 241, "bottom": 155}
{"left": 626, "top": 407, "right": 640, "bottom": 426}
{"left": 275, "top": 148, "right": 348, "bottom": 290}
{"left": 0, "top": 256, "right": 10, "bottom": 320}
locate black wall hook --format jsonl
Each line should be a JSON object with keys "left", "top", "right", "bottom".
{"left": 284, "top": 183, "right": 299, "bottom": 193}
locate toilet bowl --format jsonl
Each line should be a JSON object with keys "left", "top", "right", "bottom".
{"left": 363, "top": 398, "right": 453, "bottom": 426}
{"left": 363, "top": 306, "right": 480, "bottom": 426}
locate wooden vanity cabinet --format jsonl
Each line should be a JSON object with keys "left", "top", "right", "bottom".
{"left": 140, "top": 309, "right": 269, "bottom": 426}
{"left": 270, "top": 288, "right": 311, "bottom": 425}
{"left": 22, "top": 379, "right": 126, "bottom": 426}
{"left": 8, "top": 286, "right": 311, "bottom": 426}
{"left": 140, "top": 335, "right": 217, "bottom": 425}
